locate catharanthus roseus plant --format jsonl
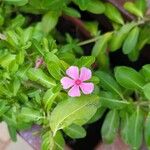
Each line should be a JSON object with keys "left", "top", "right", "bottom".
{"left": 0, "top": 0, "right": 150, "bottom": 150}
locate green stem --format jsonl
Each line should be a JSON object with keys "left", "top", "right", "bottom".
{"left": 77, "top": 36, "right": 101, "bottom": 46}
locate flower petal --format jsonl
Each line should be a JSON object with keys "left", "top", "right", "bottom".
{"left": 80, "top": 67, "right": 92, "bottom": 81}
{"left": 68, "top": 85, "right": 81, "bottom": 97}
{"left": 80, "top": 82, "right": 94, "bottom": 94}
{"left": 66, "top": 66, "right": 79, "bottom": 79}
{"left": 61, "top": 77, "right": 74, "bottom": 89}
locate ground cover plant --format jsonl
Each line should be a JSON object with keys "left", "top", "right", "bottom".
{"left": 0, "top": 0, "right": 150, "bottom": 149}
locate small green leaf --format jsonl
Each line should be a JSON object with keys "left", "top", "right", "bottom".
{"left": 63, "top": 124, "right": 86, "bottom": 139}
{"left": 123, "top": 26, "right": 140, "bottom": 54}
{"left": 96, "top": 71, "right": 124, "bottom": 99}
{"left": 127, "top": 107, "right": 144, "bottom": 150}
{"left": 141, "top": 64, "right": 150, "bottom": 81}
{"left": 75, "top": 56, "right": 95, "bottom": 67}
{"left": 124, "top": 2, "right": 143, "bottom": 18}
{"left": 63, "top": 7, "right": 81, "bottom": 18}
{"left": 101, "top": 110, "right": 119, "bottom": 143}
{"left": 7, "top": 125, "right": 17, "bottom": 142}
{"left": 50, "top": 95, "right": 99, "bottom": 135}
{"left": 92, "top": 32, "right": 112, "bottom": 57}
{"left": 104, "top": 3, "right": 124, "bottom": 25}
{"left": 109, "top": 22, "right": 137, "bottom": 51}
{"left": 27, "top": 68, "right": 56, "bottom": 88}
{"left": 74, "top": 0, "right": 91, "bottom": 10}
{"left": 143, "top": 83, "right": 150, "bottom": 100}
{"left": 86, "top": 0, "right": 105, "bottom": 14}
{"left": 42, "top": 11, "right": 60, "bottom": 34}
{"left": 115, "top": 66, "right": 145, "bottom": 90}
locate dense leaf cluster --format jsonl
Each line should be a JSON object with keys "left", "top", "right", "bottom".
{"left": 0, "top": 0, "right": 150, "bottom": 149}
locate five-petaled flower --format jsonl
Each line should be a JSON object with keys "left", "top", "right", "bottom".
{"left": 61, "top": 66, "right": 94, "bottom": 97}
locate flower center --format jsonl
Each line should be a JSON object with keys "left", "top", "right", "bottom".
{"left": 75, "top": 79, "right": 82, "bottom": 85}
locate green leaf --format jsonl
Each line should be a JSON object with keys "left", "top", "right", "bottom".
{"left": 74, "top": 0, "right": 91, "bottom": 10}
{"left": 53, "top": 131, "right": 65, "bottom": 150}
{"left": 96, "top": 71, "right": 124, "bottom": 99}
{"left": 141, "top": 64, "right": 150, "bottom": 82}
{"left": 0, "top": 100, "right": 9, "bottom": 116}
{"left": 101, "top": 110, "right": 119, "bottom": 143}
{"left": 109, "top": 22, "right": 137, "bottom": 51}
{"left": 120, "top": 112, "right": 130, "bottom": 144}
{"left": 42, "top": 11, "right": 60, "bottom": 34}
{"left": 63, "top": 7, "right": 81, "bottom": 18}
{"left": 18, "top": 107, "right": 42, "bottom": 122}
{"left": 4, "top": 0, "right": 28, "bottom": 6}
{"left": 143, "top": 83, "right": 150, "bottom": 100}
{"left": 47, "top": 61, "right": 62, "bottom": 80}
{"left": 123, "top": 26, "right": 140, "bottom": 54}
{"left": 127, "top": 107, "right": 144, "bottom": 150}
{"left": 7, "top": 125, "right": 17, "bottom": 142}
{"left": 50, "top": 95, "right": 99, "bottom": 135}
{"left": 63, "top": 124, "right": 86, "bottom": 139}
{"left": 135, "top": 0, "right": 147, "bottom": 14}
{"left": 115, "top": 66, "right": 145, "bottom": 90}
{"left": 104, "top": 3, "right": 124, "bottom": 25}
{"left": 92, "top": 32, "right": 112, "bottom": 57}
{"left": 100, "top": 97, "right": 130, "bottom": 109}
{"left": 144, "top": 112, "right": 150, "bottom": 148}
{"left": 43, "top": 87, "right": 60, "bottom": 111}
{"left": 124, "top": 2, "right": 143, "bottom": 18}
{"left": 86, "top": 0, "right": 105, "bottom": 14}
{"left": 27, "top": 68, "right": 56, "bottom": 88}
{"left": 12, "top": 77, "right": 21, "bottom": 96}
{"left": 75, "top": 56, "right": 95, "bottom": 67}
{"left": 88, "top": 107, "right": 105, "bottom": 124}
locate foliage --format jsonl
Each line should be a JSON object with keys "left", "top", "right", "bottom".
{"left": 0, "top": 0, "right": 150, "bottom": 149}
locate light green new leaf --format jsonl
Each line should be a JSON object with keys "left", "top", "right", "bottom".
{"left": 50, "top": 95, "right": 99, "bottom": 135}
{"left": 96, "top": 71, "right": 123, "bottom": 99}
{"left": 63, "top": 124, "right": 86, "bottom": 139}
{"left": 127, "top": 107, "right": 144, "bottom": 150}
{"left": 86, "top": 0, "right": 105, "bottom": 14}
{"left": 27, "top": 68, "right": 56, "bottom": 88}
{"left": 101, "top": 110, "right": 119, "bottom": 143}
{"left": 124, "top": 2, "right": 143, "bottom": 18}
{"left": 47, "top": 61, "right": 62, "bottom": 80}
{"left": 109, "top": 22, "right": 137, "bottom": 51}
{"left": 42, "top": 11, "right": 60, "bottom": 34}
{"left": 144, "top": 112, "right": 150, "bottom": 148}
{"left": 143, "top": 83, "right": 150, "bottom": 100}
{"left": 115, "top": 66, "right": 145, "bottom": 90}
{"left": 135, "top": 0, "right": 147, "bottom": 14}
{"left": 92, "top": 32, "right": 112, "bottom": 57}
{"left": 123, "top": 26, "right": 140, "bottom": 54}
{"left": 104, "top": 3, "right": 124, "bottom": 25}
{"left": 75, "top": 56, "right": 95, "bottom": 67}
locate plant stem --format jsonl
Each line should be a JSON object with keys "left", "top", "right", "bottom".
{"left": 77, "top": 36, "right": 101, "bottom": 46}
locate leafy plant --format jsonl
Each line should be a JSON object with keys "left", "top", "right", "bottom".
{"left": 0, "top": 0, "right": 150, "bottom": 149}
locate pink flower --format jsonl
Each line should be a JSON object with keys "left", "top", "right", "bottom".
{"left": 61, "top": 66, "right": 94, "bottom": 97}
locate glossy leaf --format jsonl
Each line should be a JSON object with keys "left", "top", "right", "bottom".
{"left": 141, "top": 64, "right": 150, "bottom": 81}
{"left": 50, "top": 95, "right": 99, "bottom": 135}
{"left": 143, "top": 83, "right": 150, "bottom": 100}
{"left": 104, "top": 3, "right": 124, "bottom": 25}
{"left": 63, "top": 124, "right": 86, "bottom": 139}
{"left": 115, "top": 66, "right": 145, "bottom": 90}
{"left": 27, "top": 68, "right": 56, "bottom": 88}
{"left": 87, "top": 0, "right": 105, "bottom": 14}
{"left": 123, "top": 26, "right": 140, "bottom": 54}
{"left": 96, "top": 71, "right": 124, "bottom": 99}
{"left": 101, "top": 110, "right": 119, "bottom": 143}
